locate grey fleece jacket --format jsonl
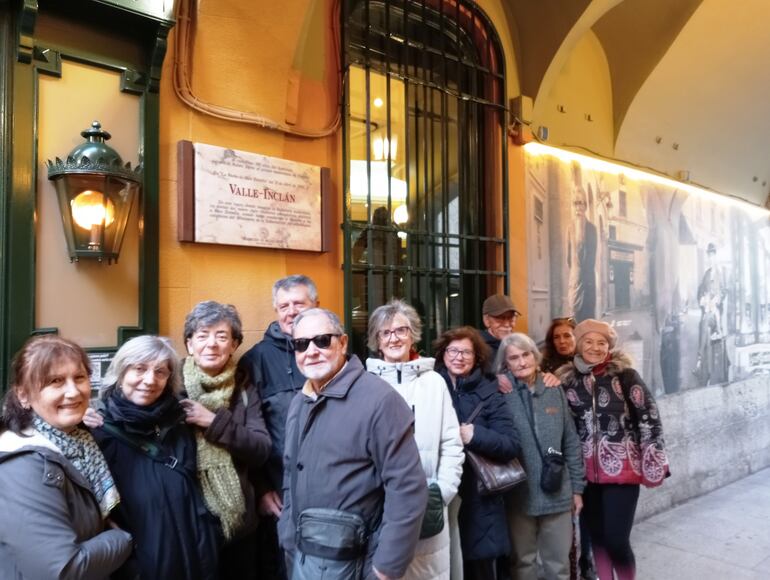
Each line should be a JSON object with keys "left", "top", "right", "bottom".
{"left": 278, "top": 356, "right": 428, "bottom": 578}
{"left": 503, "top": 372, "right": 585, "bottom": 517}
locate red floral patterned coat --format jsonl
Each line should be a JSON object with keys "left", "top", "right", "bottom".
{"left": 558, "top": 353, "right": 670, "bottom": 487}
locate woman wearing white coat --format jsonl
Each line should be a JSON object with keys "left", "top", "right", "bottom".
{"left": 367, "top": 300, "right": 465, "bottom": 580}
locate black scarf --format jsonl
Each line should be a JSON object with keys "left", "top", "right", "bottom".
{"left": 104, "top": 389, "right": 185, "bottom": 439}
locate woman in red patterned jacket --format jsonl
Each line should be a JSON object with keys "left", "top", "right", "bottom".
{"left": 557, "top": 319, "right": 669, "bottom": 580}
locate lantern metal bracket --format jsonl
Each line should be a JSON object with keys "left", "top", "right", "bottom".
{"left": 33, "top": 45, "right": 61, "bottom": 77}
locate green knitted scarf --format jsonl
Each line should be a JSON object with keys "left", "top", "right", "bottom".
{"left": 183, "top": 357, "right": 246, "bottom": 540}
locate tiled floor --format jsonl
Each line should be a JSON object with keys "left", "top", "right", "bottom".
{"left": 633, "top": 468, "right": 770, "bottom": 579}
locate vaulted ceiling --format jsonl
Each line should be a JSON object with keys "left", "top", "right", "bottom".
{"left": 503, "top": 0, "right": 770, "bottom": 207}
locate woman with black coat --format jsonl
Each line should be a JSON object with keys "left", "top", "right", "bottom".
{"left": 87, "top": 335, "right": 220, "bottom": 579}
{"left": 434, "top": 326, "right": 520, "bottom": 580}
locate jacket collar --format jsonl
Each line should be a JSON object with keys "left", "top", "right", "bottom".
{"left": 558, "top": 350, "right": 634, "bottom": 384}
{"left": 303, "top": 356, "right": 366, "bottom": 400}
{"left": 265, "top": 320, "right": 293, "bottom": 351}
{"left": 440, "top": 367, "right": 497, "bottom": 399}
{"left": 480, "top": 330, "right": 501, "bottom": 350}
{"left": 0, "top": 429, "right": 59, "bottom": 454}
{"left": 510, "top": 371, "right": 545, "bottom": 397}
{"left": 365, "top": 357, "right": 436, "bottom": 386}
{"left": 0, "top": 430, "right": 95, "bottom": 494}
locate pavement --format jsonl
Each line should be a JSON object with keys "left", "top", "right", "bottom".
{"left": 633, "top": 467, "right": 770, "bottom": 579}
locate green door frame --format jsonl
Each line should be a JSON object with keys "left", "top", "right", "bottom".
{"left": 0, "top": 1, "right": 13, "bottom": 390}
{"left": 0, "top": 0, "right": 174, "bottom": 390}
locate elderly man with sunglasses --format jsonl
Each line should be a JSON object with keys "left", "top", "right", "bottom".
{"left": 278, "top": 308, "right": 427, "bottom": 580}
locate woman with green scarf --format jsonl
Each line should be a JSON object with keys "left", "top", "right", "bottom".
{"left": 180, "top": 300, "right": 272, "bottom": 579}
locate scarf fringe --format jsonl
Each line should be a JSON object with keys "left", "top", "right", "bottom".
{"left": 184, "top": 357, "right": 247, "bottom": 540}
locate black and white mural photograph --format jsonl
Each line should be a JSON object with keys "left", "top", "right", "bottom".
{"left": 525, "top": 144, "right": 770, "bottom": 396}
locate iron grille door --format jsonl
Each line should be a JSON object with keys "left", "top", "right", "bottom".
{"left": 343, "top": 0, "right": 508, "bottom": 359}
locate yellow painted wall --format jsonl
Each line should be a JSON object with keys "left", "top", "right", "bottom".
{"left": 158, "top": 0, "right": 526, "bottom": 352}
{"left": 158, "top": 0, "right": 341, "bottom": 354}
{"left": 471, "top": 0, "right": 529, "bottom": 327}
{"left": 533, "top": 30, "right": 615, "bottom": 158}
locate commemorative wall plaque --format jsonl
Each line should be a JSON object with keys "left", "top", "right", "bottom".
{"left": 177, "top": 141, "right": 331, "bottom": 252}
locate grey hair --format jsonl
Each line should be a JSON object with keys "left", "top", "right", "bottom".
{"left": 292, "top": 307, "right": 345, "bottom": 337}
{"left": 494, "top": 332, "right": 542, "bottom": 374}
{"left": 183, "top": 300, "right": 243, "bottom": 346}
{"left": 367, "top": 300, "right": 422, "bottom": 353}
{"left": 101, "top": 335, "right": 181, "bottom": 398}
{"left": 272, "top": 275, "right": 319, "bottom": 307}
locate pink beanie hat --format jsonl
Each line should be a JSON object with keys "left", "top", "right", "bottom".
{"left": 574, "top": 319, "right": 617, "bottom": 349}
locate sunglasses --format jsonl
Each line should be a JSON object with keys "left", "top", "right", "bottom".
{"left": 292, "top": 333, "right": 341, "bottom": 353}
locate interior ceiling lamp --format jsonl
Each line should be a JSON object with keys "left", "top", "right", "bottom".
{"left": 47, "top": 121, "right": 142, "bottom": 264}
{"left": 372, "top": 134, "right": 398, "bottom": 162}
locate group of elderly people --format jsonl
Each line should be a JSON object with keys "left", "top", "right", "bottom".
{"left": 0, "top": 275, "right": 669, "bottom": 580}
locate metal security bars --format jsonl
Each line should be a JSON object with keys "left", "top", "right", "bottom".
{"left": 343, "top": 0, "right": 508, "bottom": 358}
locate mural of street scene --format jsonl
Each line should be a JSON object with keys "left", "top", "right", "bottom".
{"left": 525, "top": 144, "right": 770, "bottom": 396}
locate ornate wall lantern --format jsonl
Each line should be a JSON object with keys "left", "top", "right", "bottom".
{"left": 46, "top": 121, "right": 142, "bottom": 264}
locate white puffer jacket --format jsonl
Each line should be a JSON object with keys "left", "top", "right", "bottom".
{"left": 366, "top": 357, "right": 464, "bottom": 580}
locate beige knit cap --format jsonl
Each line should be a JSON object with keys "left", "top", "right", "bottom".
{"left": 574, "top": 319, "right": 617, "bottom": 349}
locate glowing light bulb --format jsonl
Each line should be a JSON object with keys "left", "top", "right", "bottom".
{"left": 71, "top": 190, "right": 115, "bottom": 229}
{"left": 393, "top": 204, "right": 409, "bottom": 224}
{"left": 371, "top": 135, "right": 398, "bottom": 161}
{"left": 372, "top": 136, "right": 385, "bottom": 161}
{"left": 70, "top": 190, "right": 116, "bottom": 250}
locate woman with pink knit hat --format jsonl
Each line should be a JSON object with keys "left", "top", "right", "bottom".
{"left": 557, "top": 319, "right": 669, "bottom": 580}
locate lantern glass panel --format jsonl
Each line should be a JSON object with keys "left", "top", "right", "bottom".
{"left": 52, "top": 173, "right": 139, "bottom": 262}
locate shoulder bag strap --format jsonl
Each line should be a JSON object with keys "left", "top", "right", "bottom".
{"left": 100, "top": 420, "right": 179, "bottom": 469}
{"left": 516, "top": 383, "right": 546, "bottom": 460}
{"left": 465, "top": 401, "right": 485, "bottom": 424}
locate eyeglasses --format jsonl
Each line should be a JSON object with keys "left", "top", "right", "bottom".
{"left": 378, "top": 326, "right": 410, "bottom": 341}
{"left": 446, "top": 347, "right": 474, "bottom": 359}
{"left": 292, "top": 333, "right": 341, "bottom": 353}
{"left": 130, "top": 363, "right": 171, "bottom": 381}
